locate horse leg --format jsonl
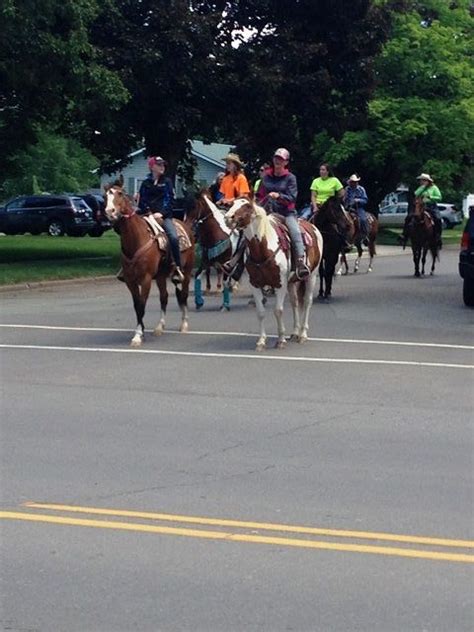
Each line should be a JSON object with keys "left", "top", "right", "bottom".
{"left": 336, "top": 253, "right": 347, "bottom": 276}
{"left": 129, "top": 276, "right": 152, "bottom": 347}
{"left": 194, "top": 266, "right": 205, "bottom": 310}
{"left": 287, "top": 282, "right": 300, "bottom": 341}
{"left": 176, "top": 269, "right": 191, "bottom": 333}
{"left": 430, "top": 246, "right": 437, "bottom": 275}
{"left": 299, "top": 272, "right": 317, "bottom": 343}
{"left": 354, "top": 245, "right": 362, "bottom": 273}
{"left": 318, "top": 261, "right": 325, "bottom": 298}
{"left": 413, "top": 246, "right": 421, "bottom": 277}
{"left": 367, "top": 239, "right": 375, "bottom": 272}
{"left": 220, "top": 273, "right": 231, "bottom": 312}
{"left": 324, "top": 253, "right": 337, "bottom": 299}
{"left": 421, "top": 247, "right": 427, "bottom": 275}
{"left": 205, "top": 266, "right": 211, "bottom": 293}
{"left": 154, "top": 273, "right": 168, "bottom": 335}
{"left": 274, "top": 285, "right": 287, "bottom": 349}
{"left": 254, "top": 290, "right": 267, "bottom": 351}
{"left": 217, "top": 269, "right": 223, "bottom": 291}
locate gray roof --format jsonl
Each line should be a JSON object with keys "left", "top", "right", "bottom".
{"left": 128, "top": 140, "right": 234, "bottom": 168}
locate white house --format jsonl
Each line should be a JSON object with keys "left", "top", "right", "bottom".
{"left": 99, "top": 140, "right": 234, "bottom": 197}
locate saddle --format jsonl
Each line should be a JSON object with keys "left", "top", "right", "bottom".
{"left": 269, "top": 214, "right": 314, "bottom": 256}
{"left": 144, "top": 215, "right": 192, "bottom": 252}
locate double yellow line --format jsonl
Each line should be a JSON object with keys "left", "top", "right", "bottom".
{"left": 1, "top": 502, "right": 473, "bottom": 564}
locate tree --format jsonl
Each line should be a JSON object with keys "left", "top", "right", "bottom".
{"left": 2, "top": 130, "right": 99, "bottom": 198}
{"left": 0, "top": 0, "right": 128, "bottom": 177}
{"left": 323, "top": 0, "right": 474, "bottom": 209}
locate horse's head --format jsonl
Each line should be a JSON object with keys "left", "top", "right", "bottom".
{"left": 317, "top": 195, "right": 352, "bottom": 233}
{"left": 224, "top": 197, "right": 254, "bottom": 230}
{"left": 104, "top": 180, "right": 134, "bottom": 222}
{"left": 414, "top": 196, "right": 425, "bottom": 218}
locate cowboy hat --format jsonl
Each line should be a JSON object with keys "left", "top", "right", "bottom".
{"left": 222, "top": 153, "right": 244, "bottom": 167}
{"left": 273, "top": 147, "right": 290, "bottom": 161}
{"left": 347, "top": 174, "right": 361, "bottom": 183}
{"left": 416, "top": 173, "right": 433, "bottom": 182}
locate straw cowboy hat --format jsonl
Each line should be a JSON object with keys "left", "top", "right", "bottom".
{"left": 416, "top": 173, "right": 434, "bottom": 182}
{"left": 347, "top": 174, "right": 361, "bottom": 183}
{"left": 223, "top": 153, "right": 244, "bottom": 167}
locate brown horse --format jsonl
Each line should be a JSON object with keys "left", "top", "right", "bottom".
{"left": 407, "top": 197, "right": 439, "bottom": 277}
{"left": 225, "top": 198, "right": 322, "bottom": 350}
{"left": 338, "top": 211, "right": 378, "bottom": 275}
{"left": 312, "top": 196, "right": 354, "bottom": 300}
{"left": 187, "top": 192, "right": 242, "bottom": 311}
{"left": 104, "top": 182, "right": 195, "bottom": 346}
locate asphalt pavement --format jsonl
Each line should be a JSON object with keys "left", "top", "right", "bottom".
{"left": 1, "top": 248, "right": 473, "bottom": 631}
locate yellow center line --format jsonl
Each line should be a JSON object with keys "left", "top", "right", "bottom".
{"left": 23, "top": 502, "right": 474, "bottom": 550}
{"left": 1, "top": 511, "right": 472, "bottom": 564}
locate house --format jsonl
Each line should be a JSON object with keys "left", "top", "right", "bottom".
{"left": 99, "top": 140, "right": 234, "bottom": 197}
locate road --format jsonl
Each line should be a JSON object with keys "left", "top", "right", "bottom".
{"left": 1, "top": 248, "right": 473, "bottom": 631}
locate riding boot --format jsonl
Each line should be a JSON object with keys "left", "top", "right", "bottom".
{"left": 116, "top": 267, "right": 125, "bottom": 282}
{"left": 296, "top": 257, "right": 310, "bottom": 280}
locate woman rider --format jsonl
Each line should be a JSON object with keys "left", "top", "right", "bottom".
{"left": 310, "top": 163, "right": 349, "bottom": 249}
{"left": 256, "top": 147, "right": 310, "bottom": 280}
{"left": 218, "top": 153, "right": 251, "bottom": 207}
{"left": 137, "top": 156, "right": 184, "bottom": 283}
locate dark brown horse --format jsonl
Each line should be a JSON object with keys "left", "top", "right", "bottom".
{"left": 312, "top": 196, "right": 354, "bottom": 299}
{"left": 338, "top": 211, "right": 379, "bottom": 275}
{"left": 104, "top": 182, "right": 195, "bottom": 346}
{"left": 186, "top": 192, "right": 241, "bottom": 311}
{"left": 407, "top": 197, "right": 439, "bottom": 277}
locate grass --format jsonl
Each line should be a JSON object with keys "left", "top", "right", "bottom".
{"left": 0, "top": 232, "right": 121, "bottom": 285}
{"left": 378, "top": 225, "right": 463, "bottom": 246}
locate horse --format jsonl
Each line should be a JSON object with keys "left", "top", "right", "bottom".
{"left": 104, "top": 182, "right": 195, "bottom": 346}
{"left": 224, "top": 198, "right": 323, "bottom": 351}
{"left": 406, "top": 197, "right": 439, "bottom": 277}
{"left": 186, "top": 192, "right": 241, "bottom": 311}
{"left": 312, "top": 196, "right": 354, "bottom": 300}
{"left": 337, "top": 209, "right": 379, "bottom": 274}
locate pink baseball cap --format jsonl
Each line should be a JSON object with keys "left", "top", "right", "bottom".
{"left": 273, "top": 147, "right": 290, "bottom": 161}
{"left": 148, "top": 156, "right": 166, "bottom": 169}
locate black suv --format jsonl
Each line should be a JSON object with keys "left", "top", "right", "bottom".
{"left": 76, "top": 193, "right": 111, "bottom": 237}
{"left": 0, "top": 195, "right": 95, "bottom": 237}
{"left": 459, "top": 206, "right": 474, "bottom": 307}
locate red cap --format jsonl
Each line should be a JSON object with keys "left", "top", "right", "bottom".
{"left": 148, "top": 156, "right": 165, "bottom": 169}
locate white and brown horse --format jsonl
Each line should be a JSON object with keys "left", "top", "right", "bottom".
{"left": 104, "top": 182, "right": 194, "bottom": 346}
{"left": 224, "top": 198, "right": 323, "bottom": 351}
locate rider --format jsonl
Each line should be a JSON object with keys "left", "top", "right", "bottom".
{"left": 310, "top": 163, "right": 348, "bottom": 248}
{"left": 218, "top": 154, "right": 250, "bottom": 277}
{"left": 137, "top": 156, "right": 184, "bottom": 283}
{"left": 256, "top": 147, "right": 310, "bottom": 280}
{"left": 344, "top": 174, "right": 369, "bottom": 246}
{"left": 209, "top": 172, "right": 225, "bottom": 204}
{"left": 218, "top": 153, "right": 251, "bottom": 207}
{"left": 253, "top": 163, "right": 270, "bottom": 194}
{"left": 401, "top": 173, "right": 442, "bottom": 248}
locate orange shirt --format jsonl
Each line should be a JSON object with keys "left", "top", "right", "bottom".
{"left": 219, "top": 173, "right": 250, "bottom": 200}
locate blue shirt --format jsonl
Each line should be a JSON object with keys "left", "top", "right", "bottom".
{"left": 345, "top": 184, "right": 368, "bottom": 208}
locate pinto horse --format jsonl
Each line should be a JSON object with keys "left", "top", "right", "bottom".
{"left": 407, "top": 197, "right": 439, "bottom": 277}
{"left": 312, "top": 196, "right": 354, "bottom": 299}
{"left": 338, "top": 210, "right": 378, "bottom": 275}
{"left": 225, "top": 198, "right": 322, "bottom": 351}
{"left": 187, "top": 192, "right": 241, "bottom": 311}
{"left": 104, "top": 182, "right": 194, "bottom": 346}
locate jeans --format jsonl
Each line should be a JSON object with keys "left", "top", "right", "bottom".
{"left": 162, "top": 216, "right": 182, "bottom": 268}
{"left": 285, "top": 213, "right": 304, "bottom": 258}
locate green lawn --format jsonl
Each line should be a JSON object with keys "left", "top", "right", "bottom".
{"left": 378, "top": 225, "right": 463, "bottom": 246}
{"left": 0, "top": 232, "right": 122, "bottom": 285}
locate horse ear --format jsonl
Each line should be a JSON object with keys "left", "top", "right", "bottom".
{"left": 118, "top": 173, "right": 124, "bottom": 187}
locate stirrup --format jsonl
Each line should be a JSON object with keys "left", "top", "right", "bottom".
{"left": 171, "top": 267, "right": 185, "bottom": 284}
{"left": 296, "top": 259, "right": 310, "bottom": 280}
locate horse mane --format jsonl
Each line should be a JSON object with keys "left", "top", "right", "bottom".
{"left": 251, "top": 200, "right": 276, "bottom": 242}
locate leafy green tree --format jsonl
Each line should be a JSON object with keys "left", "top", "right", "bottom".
{"left": 0, "top": 0, "right": 128, "bottom": 175}
{"left": 323, "top": 0, "right": 474, "bottom": 208}
{"left": 2, "top": 130, "right": 99, "bottom": 198}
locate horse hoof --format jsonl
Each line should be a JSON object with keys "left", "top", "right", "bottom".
{"left": 153, "top": 326, "right": 164, "bottom": 336}
{"left": 195, "top": 303, "right": 203, "bottom": 310}
{"left": 256, "top": 342, "right": 266, "bottom": 352}
{"left": 336, "top": 269, "right": 342, "bottom": 276}
{"left": 219, "top": 305, "right": 230, "bottom": 312}
{"left": 180, "top": 323, "right": 189, "bottom": 333}
{"left": 430, "top": 271, "right": 434, "bottom": 276}
{"left": 275, "top": 339, "right": 287, "bottom": 350}
{"left": 415, "top": 272, "right": 420, "bottom": 278}
{"left": 289, "top": 334, "right": 299, "bottom": 342}
{"left": 298, "top": 335, "right": 308, "bottom": 344}
{"left": 130, "top": 337, "right": 143, "bottom": 347}
{"left": 367, "top": 267, "right": 373, "bottom": 273}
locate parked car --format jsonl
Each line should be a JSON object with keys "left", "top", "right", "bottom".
{"left": 0, "top": 194, "right": 95, "bottom": 237}
{"left": 76, "top": 193, "right": 111, "bottom": 237}
{"left": 459, "top": 207, "right": 474, "bottom": 307}
{"left": 378, "top": 201, "right": 462, "bottom": 229}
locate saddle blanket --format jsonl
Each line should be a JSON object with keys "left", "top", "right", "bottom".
{"left": 269, "top": 215, "right": 314, "bottom": 256}
{"left": 144, "top": 215, "right": 192, "bottom": 252}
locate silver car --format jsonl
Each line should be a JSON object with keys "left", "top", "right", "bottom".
{"left": 378, "top": 202, "right": 462, "bottom": 229}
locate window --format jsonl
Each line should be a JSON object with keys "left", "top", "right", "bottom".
{"left": 6, "top": 198, "right": 26, "bottom": 212}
